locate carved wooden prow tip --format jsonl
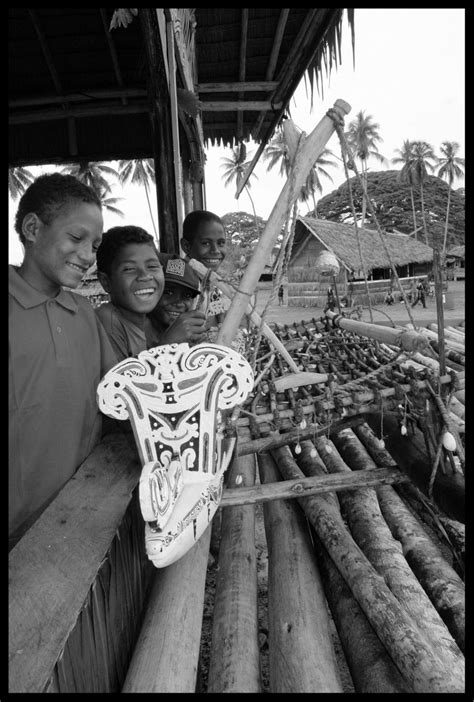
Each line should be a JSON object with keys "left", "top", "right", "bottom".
{"left": 97, "top": 342, "right": 253, "bottom": 567}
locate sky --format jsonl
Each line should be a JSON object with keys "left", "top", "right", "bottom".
{"left": 9, "top": 8, "right": 465, "bottom": 265}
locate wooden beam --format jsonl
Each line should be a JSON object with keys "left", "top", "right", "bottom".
{"left": 221, "top": 466, "right": 410, "bottom": 507}
{"left": 99, "top": 8, "right": 127, "bottom": 106}
{"left": 166, "top": 16, "right": 184, "bottom": 239}
{"left": 200, "top": 100, "right": 282, "bottom": 111}
{"left": 139, "top": 8, "right": 180, "bottom": 254}
{"left": 237, "top": 9, "right": 249, "bottom": 141}
{"left": 28, "top": 9, "right": 78, "bottom": 157}
{"left": 28, "top": 10, "right": 63, "bottom": 96}
{"left": 10, "top": 102, "right": 149, "bottom": 124}
{"left": 251, "top": 9, "right": 289, "bottom": 140}
{"left": 9, "top": 433, "right": 142, "bottom": 693}
{"left": 237, "top": 10, "right": 339, "bottom": 198}
{"left": 197, "top": 81, "right": 279, "bottom": 93}
{"left": 9, "top": 88, "right": 147, "bottom": 108}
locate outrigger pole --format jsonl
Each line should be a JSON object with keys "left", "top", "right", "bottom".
{"left": 217, "top": 99, "right": 352, "bottom": 348}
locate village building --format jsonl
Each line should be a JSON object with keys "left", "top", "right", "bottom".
{"left": 446, "top": 245, "right": 465, "bottom": 280}
{"left": 285, "top": 217, "right": 434, "bottom": 307}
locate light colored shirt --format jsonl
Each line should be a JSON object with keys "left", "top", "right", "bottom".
{"left": 9, "top": 265, "right": 118, "bottom": 540}
{"left": 95, "top": 302, "right": 147, "bottom": 361}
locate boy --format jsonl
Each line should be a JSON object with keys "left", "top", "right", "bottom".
{"left": 180, "top": 210, "right": 227, "bottom": 273}
{"left": 95, "top": 225, "right": 165, "bottom": 360}
{"left": 9, "top": 173, "right": 118, "bottom": 547}
{"left": 180, "top": 210, "right": 230, "bottom": 323}
{"left": 147, "top": 256, "right": 207, "bottom": 346}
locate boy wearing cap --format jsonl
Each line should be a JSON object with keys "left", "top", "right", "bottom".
{"left": 147, "top": 256, "right": 207, "bottom": 346}
{"left": 95, "top": 225, "right": 165, "bottom": 360}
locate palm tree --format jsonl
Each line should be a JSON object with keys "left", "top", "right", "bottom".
{"left": 437, "top": 141, "right": 465, "bottom": 254}
{"left": 61, "top": 161, "right": 124, "bottom": 217}
{"left": 220, "top": 143, "right": 259, "bottom": 224}
{"left": 299, "top": 153, "right": 337, "bottom": 215}
{"left": 263, "top": 129, "right": 289, "bottom": 177}
{"left": 9, "top": 166, "right": 35, "bottom": 200}
{"left": 263, "top": 124, "right": 337, "bottom": 214}
{"left": 392, "top": 140, "right": 418, "bottom": 238}
{"left": 410, "top": 141, "right": 437, "bottom": 246}
{"left": 118, "top": 159, "right": 158, "bottom": 242}
{"left": 344, "top": 110, "right": 387, "bottom": 226}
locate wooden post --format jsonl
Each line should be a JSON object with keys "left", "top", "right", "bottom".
{"left": 217, "top": 99, "right": 351, "bottom": 347}
{"left": 432, "top": 246, "right": 447, "bottom": 386}
{"left": 139, "top": 9, "right": 179, "bottom": 254}
{"left": 258, "top": 452, "right": 343, "bottom": 692}
{"left": 207, "top": 446, "right": 261, "bottom": 692}
{"left": 122, "top": 527, "right": 211, "bottom": 692}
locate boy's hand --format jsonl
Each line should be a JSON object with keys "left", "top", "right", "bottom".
{"left": 160, "top": 310, "right": 207, "bottom": 345}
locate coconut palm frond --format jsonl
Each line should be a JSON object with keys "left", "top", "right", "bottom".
{"left": 9, "top": 167, "right": 35, "bottom": 200}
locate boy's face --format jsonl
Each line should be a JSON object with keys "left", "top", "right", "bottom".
{"left": 99, "top": 243, "right": 164, "bottom": 322}
{"left": 181, "top": 221, "right": 227, "bottom": 271}
{"left": 154, "top": 283, "right": 197, "bottom": 326}
{"left": 22, "top": 202, "right": 103, "bottom": 294}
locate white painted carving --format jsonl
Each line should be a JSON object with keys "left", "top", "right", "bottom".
{"left": 97, "top": 343, "right": 253, "bottom": 566}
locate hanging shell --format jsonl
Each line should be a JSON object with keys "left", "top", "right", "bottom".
{"left": 441, "top": 431, "right": 457, "bottom": 452}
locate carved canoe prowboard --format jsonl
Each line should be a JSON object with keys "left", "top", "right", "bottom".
{"left": 97, "top": 343, "right": 253, "bottom": 567}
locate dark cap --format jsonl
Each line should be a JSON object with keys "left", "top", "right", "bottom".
{"left": 162, "top": 256, "right": 200, "bottom": 294}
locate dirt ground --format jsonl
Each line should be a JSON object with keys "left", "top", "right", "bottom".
{"left": 253, "top": 280, "right": 465, "bottom": 328}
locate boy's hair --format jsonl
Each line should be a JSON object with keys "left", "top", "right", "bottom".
{"left": 182, "top": 210, "right": 224, "bottom": 242}
{"left": 15, "top": 173, "right": 101, "bottom": 245}
{"left": 96, "top": 225, "right": 157, "bottom": 276}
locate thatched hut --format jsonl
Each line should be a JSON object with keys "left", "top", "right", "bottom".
{"left": 287, "top": 217, "right": 434, "bottom": 307}
{"left": 446, "top": 245, "right": 465, "bottom": 281}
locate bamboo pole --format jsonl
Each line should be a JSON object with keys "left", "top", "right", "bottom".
{"left": 235, "top": 374, "right": 453, "bottom": 430}
{"left": 217, "top": 99, "right": 352, "bottom": 347}
{"left": 326, "top": 311, "right": 429, "bottom": 352}
{"left": 270, "top": 444, "right": 464, "bottom": 693}
{"left": 207, "top": 448, "right": 260, "bottom": 692}
{"left": 258, "top": 452, "right": 343, "bottom": 692}
{"left": 188, "top": 259, "right": 299, "bottom": 372}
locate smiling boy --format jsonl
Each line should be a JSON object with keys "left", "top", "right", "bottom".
{"left": 180, "top": 210, "right": 232, "bottom": 326}
{"left": 147, "top": 255, "right": 207, "bottom": 346}
{"left": 9, "top": 173, "right": 118, "bottom": 546}
{"left": 180, "top": 210, "right": 227, "bottom": 272}
{"left": 95, "top": 225, "right": 165, "bottom": 360}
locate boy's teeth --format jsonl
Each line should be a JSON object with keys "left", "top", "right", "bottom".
{"left": 135, "top": 288, "right": 154, "bottom": 296}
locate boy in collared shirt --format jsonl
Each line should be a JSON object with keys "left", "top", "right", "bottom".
{"left": 9, "top": 173, "right": 118, "bottom": 548}
{"left": 95, "top": 225, "right": 166, "bottom": 360}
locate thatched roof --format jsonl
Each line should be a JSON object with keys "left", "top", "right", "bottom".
{"left": 447, "top": 245, "right": 465, "bottom": 259}
{"left": 9, "top": 8, "right": 352, "bottom": 165}
{"left": 294, "top": 217, "right": 434, "bottom": 272}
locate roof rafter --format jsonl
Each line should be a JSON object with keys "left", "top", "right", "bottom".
{"left": 236, "top": 8, "right": 248, "bottom": 142}
{"left": 250, "top": 8, "right": 289, "bottom": 140}
{"left": 99, "top": 8, "right": 127, "bottom": 106}
{"left": 27, "top": 9, "right": 77, "bottom": 156}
